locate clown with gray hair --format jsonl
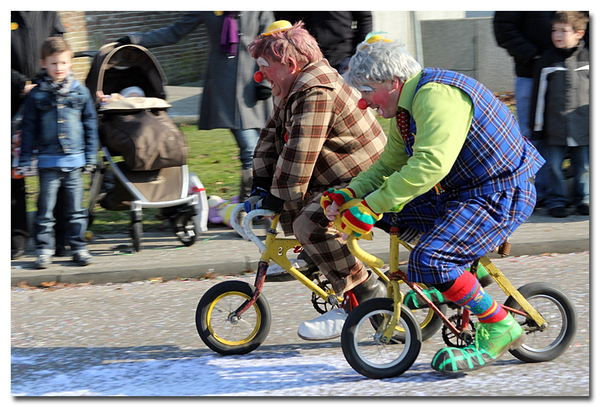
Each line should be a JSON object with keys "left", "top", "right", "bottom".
{"left": 324, "top": 33, "right": 545, "bottom": 374}
{"left": 343, "top": 33, "right": 422, "bottom": 88}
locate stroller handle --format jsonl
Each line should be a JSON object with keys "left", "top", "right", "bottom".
{"left": 74, "top": 50, "right": 99, "bottom": 59}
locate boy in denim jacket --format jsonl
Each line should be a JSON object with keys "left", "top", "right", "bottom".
{"left": 19, "top": 37, "right": 98, "bottom": 269}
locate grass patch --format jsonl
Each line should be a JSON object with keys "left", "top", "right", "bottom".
{"left": 25, "top": 125, "right": 242, "bottom": 234}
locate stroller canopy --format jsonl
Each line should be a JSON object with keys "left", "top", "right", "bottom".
{"left": 85, "top": 43, "right": 167, "bottom": 105}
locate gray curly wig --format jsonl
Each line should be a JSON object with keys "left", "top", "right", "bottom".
{"left": 343, "top": 38, "right": 422, "bottom": 88}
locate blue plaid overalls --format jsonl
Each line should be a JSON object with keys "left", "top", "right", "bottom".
{"left": 393, "top": 69, "right": 544, "bottom": 284}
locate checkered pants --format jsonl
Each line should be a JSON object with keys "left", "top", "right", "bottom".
{"left": 292, "top": 195, "right": 368, "bottom": 296}
{"left": 397, "top": 180, "right": 536, "bottom": 284}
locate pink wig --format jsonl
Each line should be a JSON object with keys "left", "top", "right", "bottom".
{"left": 247, "top": 21, "right": 323, "bottom": 65}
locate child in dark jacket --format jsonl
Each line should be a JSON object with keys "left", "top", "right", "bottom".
{"left": 18, "top": 37, "right": 98, "bottom": 269}
{"left": 530, "top": 11, "right": 589, "bottom": 217}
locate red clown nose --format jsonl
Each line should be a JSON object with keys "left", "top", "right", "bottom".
{"left": 357, "top": 98, "right": 368, "bottom": 110}
{"left": 254, "top": 71, "right": 264, "bottom": 83}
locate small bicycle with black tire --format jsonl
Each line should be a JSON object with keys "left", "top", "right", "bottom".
{"left": 339, "top": 222, "right": 579, "bottom": 379}
{"left": 194, "top": 202, "right": 445, "bottom": 355}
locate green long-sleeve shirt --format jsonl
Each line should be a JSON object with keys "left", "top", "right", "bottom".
{"left": 348, "top": 71, "right": 474, "bottom": 214}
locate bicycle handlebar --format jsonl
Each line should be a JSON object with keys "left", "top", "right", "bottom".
{"left": 230, "top": 204, "right": 273, "bottom": 252}
{"left": 229, "top": 199, "right": 386, "bottom": 267}
{"left": 346, "top": 234, "right": 385, "bottom": 269}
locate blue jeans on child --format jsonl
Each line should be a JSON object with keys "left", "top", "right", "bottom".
{"left": 544, "top": 145, "right": 589, "bottom": 210}
{"left": 36, "top": 168, "right": 88, "bottom": 255}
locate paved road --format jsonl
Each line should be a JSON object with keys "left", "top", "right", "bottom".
{"left": 11, "top": 251, "right": 589, "bottom": 397}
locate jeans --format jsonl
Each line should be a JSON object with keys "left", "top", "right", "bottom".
{"left": 544, "top": 145, "right": 589, "bottom": 209}
{"left": 36, "top": 168, "right": 88, "bottom": 255}
{"left": 515, "top": 76, "right": 547, "bottom": 205}
{"left": 515, "top": 77, "right": 533, "bottom": 138}
{"left": 231, "top": 128, "right": 259, "bottom": 170}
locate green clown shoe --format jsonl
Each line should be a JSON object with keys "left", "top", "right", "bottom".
{"left": 403, "top": 287, "right": 450, "bottom": 309}
{"left": 403, "top": 263, "right": 493, "bottom": 310}
{"left": 431, "top": 313, "right": 525, "bottom": 373}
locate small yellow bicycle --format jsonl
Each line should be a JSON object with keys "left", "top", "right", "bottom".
{"left": 340, "top": 219, "right": 578, "bottom": 379}
{"left": 194, "top": 202, "right": 577, "bottom": 377}
{"left": 195, "top": 202, "right": 441, "bottom": 355}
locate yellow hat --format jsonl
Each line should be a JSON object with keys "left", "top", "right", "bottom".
{"left": 358, "top": 32, "right": 393, "bottom": 51}
{"left": 262, "top": 20, "right": 293, "bottom": 36}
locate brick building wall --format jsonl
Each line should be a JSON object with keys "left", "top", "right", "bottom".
{"left": 58, "top": 11, "right": 208, "bottom": 86}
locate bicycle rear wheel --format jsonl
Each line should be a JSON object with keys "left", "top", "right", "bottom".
{"left": 505, "top": 282, "right": 578, "bottom": 363}
{"left": 196, "top": 280, "right": 271, "bottom": 355}
{"left": 341, "top": 298, "right": 422, "bottom": 379}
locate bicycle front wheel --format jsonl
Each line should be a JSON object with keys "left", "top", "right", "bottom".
{"left": 341, "top": 298, "right": 422, "bottom": 379}
{"left": 505, "top": 282, "right": 578, "bottom": 363}
{"left": 195, "top": 280, "right": 271, "bottom": 355}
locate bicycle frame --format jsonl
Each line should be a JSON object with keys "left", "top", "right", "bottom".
{"left": 230, "top": 205, "right": 343, "bottom": 320}
{"left": 229, "top": 203, "right": 548, "bottom": 343}
{"left": 346, "top": 225, "right": 550, "bottom": 344}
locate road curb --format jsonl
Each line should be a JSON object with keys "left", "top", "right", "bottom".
{"left": 12, "top": 237, "right": 589, "bottom": 287}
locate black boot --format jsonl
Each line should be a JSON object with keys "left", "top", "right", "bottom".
{"left": 352, "top": 270, "right": 387, "bottom": 304}
{"left": 11, "top": 234, "right": 27, "bottom": 260}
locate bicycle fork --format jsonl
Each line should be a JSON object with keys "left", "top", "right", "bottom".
{"left": 232, "top": 226, "right": 342, "bottom": 320}
{"left": 479, "top": 256, "right": 548, "bottom": 330}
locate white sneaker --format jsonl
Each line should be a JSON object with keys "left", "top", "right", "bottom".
{"left": 297, "top": 308, "right": 347, "bottom": 341}
{"left": 266, "top": 259, "right": 308, "bottom": 276}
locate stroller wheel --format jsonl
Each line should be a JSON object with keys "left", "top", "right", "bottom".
{"left": 131, "top": 221, "right": 143, "bottom": 252}
{"left": 175, "top": 213, "right": 197, "bottom": 247}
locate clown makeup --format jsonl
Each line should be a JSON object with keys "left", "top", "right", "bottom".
{"left": 258, "top": 56, "right": 298, "bottom": 98}
{"left": 357, "top": 79, "right": 402, "bottom": 119}
{"left": 356, "top": 84, "right": 375, "bottom": 93}
{"left": 257, "top": 57, "right": 270, "bottom": 68}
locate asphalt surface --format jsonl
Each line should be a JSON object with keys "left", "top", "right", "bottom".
{"left": 10, "top": 85, "right": 591, "bottom": 287}
{"left": 11, "top": 251, "right": 590, "bottom": 396}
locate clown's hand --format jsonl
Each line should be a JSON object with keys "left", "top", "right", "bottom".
{"left": 325, "top": 200, "right": 341, "bottom": 221}
{"left": 340, "top": 200, "right": 382, "bottom": 239}
{"left": 244, "top": 187, "right": 268, "bottom": 213}
{"left": 320, "top": 187, "right": 356, "bottom": 214}
{"left": 244, "top": 187, "right": 285, "bottom": 215}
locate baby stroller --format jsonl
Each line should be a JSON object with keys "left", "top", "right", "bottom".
{"left": 81, "top": 43, "right": 208, "bottom": 252}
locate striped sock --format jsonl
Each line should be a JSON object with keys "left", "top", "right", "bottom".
{"left": 440, "top": 271, "right": 507, "bottom": 324}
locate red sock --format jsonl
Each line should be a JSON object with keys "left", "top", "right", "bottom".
{"left": 440, "top": 271, "right": 507, "bottom": 324}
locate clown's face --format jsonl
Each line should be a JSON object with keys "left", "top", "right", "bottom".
{"left": 257, "top": 56, "right": 298, "bottom": 98}
{"left": 357, "top": 78, "right": 402, "bottom": 119}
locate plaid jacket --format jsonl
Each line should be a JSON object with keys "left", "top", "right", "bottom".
{"left": 253, "top": 59, "right": 386, "bottom": 230}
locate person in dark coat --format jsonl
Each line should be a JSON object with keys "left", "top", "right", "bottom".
{"left": 116, "top": 11, "right": 274, "bottom": 205}
{"left": 493, "top": 11, "right": 555, "bottom": 209}
{"left": 11, "top": 11, "right": 66, "bottom": 260}
{"left": 273, "top": 11, "right": 372, "bottom": 73}
{"left": 530, "top": 11, "right": 589, "bottom": 218}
